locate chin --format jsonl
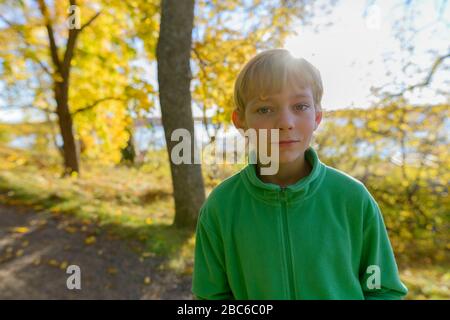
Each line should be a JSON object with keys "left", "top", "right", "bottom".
{"left": 277, "top": 150, "right": 305, "bottom": 164}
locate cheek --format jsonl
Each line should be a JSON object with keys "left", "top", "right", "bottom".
{"left": 295, "top": 113, "right": 316, "bottom": 132}
{"left": 245, "top": 115, "right": 271, "bottom": 130}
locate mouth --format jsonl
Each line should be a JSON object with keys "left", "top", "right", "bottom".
{"left": 276, "top": 140, "right": 301, "bottom": 146}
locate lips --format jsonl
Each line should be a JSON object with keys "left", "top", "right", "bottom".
{"left": 269, "top": 138, "right": 301, "bottom": 146}
{"left": 276, "top": 140, "right": 301, "bottom": 146}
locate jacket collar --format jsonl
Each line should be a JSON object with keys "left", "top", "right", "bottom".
{"left": 240, "top": 146, "right": 326, "bottom": 205}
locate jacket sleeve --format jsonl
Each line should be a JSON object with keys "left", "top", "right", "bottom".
{"left": 359, "top": 195, "right": 409, "bottom": 300}
{"left": 191, "top": 207, "right": 234, "bottom": 300}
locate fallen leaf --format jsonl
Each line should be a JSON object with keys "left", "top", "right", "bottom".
{"left": 144, "top": 276, "right": 151, "bottom": 285}
{"left": 84, "top": 236, "right": 96, "bottom": 245}
{"left": 107, "top": 267, "right": 118, "bottom": 275}
{"left": 141, "top": 252, "right": 155, "bottom": 258}
{"left": 11, "top": 227, "right": 29, "bottom": 234}
{"left": 60, "top": 261, "right": 69, "bottom": 270}
{"left": 15, "top": 249, "right": 24, "bottom": 257}
{"left": 48, "top": 259, "right": 59, "bottom": 267}
{"left": 64, "top": 226, "right": 78, "bottom": 234}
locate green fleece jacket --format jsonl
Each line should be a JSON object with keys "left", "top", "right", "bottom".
{"left": 192, "top": 147, "right": 408, "bottom": 300}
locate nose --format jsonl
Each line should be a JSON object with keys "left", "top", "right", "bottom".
{"left": 276, "top": 107, "right": 294, "bottom": 131}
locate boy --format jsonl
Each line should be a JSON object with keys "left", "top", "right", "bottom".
{"left": 192, "top": 49, "right": 408, "bottom": 299}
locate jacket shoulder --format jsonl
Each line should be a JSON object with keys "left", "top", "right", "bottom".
{"left": 322, "top": 165, "right": 375, "bottom": 202}
{"left": 208, "top": 169, "right": 244, "bottom": 202}
{"left": 198, "top": 169, "right": 244, "bottom": 226}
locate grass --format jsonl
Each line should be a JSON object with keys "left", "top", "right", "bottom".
{"left": 0, "top": 145, "right": 200, "bottom": 274}
{"left": 0, "top": 145, "right": 448, "bottom": 299}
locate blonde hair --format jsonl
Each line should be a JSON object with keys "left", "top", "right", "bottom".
{"left": 234, "top": 49, "right": 323, "bottom": 114}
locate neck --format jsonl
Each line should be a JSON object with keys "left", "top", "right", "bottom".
{"left": 256, "top": 153, "right": 311, "bottom": 188}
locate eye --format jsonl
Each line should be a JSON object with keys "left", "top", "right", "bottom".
{"left": 294, "top": 104, "right": 310, "bottom": 111}
{"left": 256, "top": 106, "right": 272, "bottom": 114}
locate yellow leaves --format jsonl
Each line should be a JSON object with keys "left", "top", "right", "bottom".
{"left": 182, "top": 265, "right": 194, "bottom": 276}
{"left": 107, "top": 267, "right": 118, "bottom": 275}
{"left": 399, "top": 229, "right": 413, "bottom": 239}
{"left": 46, "top": 259, "right": 69, "bottom": 270}
{"left": 48, "top": 259, "right": 59, "bottom": 267}
{"left": 50, "top": 207, "right": 61, "bottom": 214}
{"left": 113, "top": 209, "right": 122, "bottom": 217}
{"left": 65, "top": 226, "right": 78, "bottom": 234}
{"left": 145, "top": 217, "right": 153, "bottom": 225}
{"left": 84, "top": 235, "right": 96, "bottom": 245}
{"left": 399, "top": 123, "right": 410, "bottom": 131}
{"left": 11, "top": 226, "right": 30, "bottom": 234}
{"left": 144, "top": 276, "right": 151, "bottom": 285}
{"left": 141, "top": 251, "right": 155, "bottom": 258}
{"left": 82, "top": 219, "right": 92, "bottom": 225}
{"left": 70, "top": 171, "right": 79, "bottom": 179}
{"left": 400, "top": 210, "right": 412, "bottom": 218}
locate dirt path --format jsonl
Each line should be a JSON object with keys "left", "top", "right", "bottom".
{"left": 0, "top": 204, "right": 193, "bottom": 299}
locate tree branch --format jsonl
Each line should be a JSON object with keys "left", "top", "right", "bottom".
{"left": 387, "top": 52, "right": 450, "bottom": 98}
{"left": 36, "top": 0, "right": 62, "bottom": 74}
{"left": 63, "top": 4, "right": 101, "bottom": 77}
{"left": 72, "top": 97, "right": 125, "bottom": 115}
{"left": 80, "top": 11, "right": 102, "bottom": 31}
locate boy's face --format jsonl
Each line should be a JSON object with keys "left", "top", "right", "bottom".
{"left": 232, "top": 83, "right": 322, "bottom": 164}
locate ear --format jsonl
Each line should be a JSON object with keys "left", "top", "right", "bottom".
{"left": 232, "top": 109, "right": 246, "bottom": 131}
{"left": 314, "top": 109, "right": 323, "bottom": 131}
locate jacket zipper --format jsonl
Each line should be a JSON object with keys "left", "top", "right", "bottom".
{"left": 280, "top": 187, "right": 296, "bottom": 299}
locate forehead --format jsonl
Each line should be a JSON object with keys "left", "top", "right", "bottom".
{"left": 261, "top": 84, "right": 313, "bottom": 100}
{"left": 244, "top": 65, "right": 315, "bottom": 102}
{"left": 249, "top": 83, "right": 313, "bottom": 105}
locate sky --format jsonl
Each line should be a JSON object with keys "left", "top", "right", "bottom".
{"left": 284, "top": 0, "right": 449, "bottom": 110}
{"left": 0, "top": 0, "right": 449, "bottom": 123}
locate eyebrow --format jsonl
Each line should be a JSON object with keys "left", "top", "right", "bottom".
{"left": 290, "top": 93, "right": 312, "bottom": 99}
{"left": 249, "top": 93, "right": 312, "bottom": 106}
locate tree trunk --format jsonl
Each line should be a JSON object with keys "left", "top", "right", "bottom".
{"left": 55, "top": 80, "right": 79, "bottom": 175}
{"left": 121, "top": 127, "right": 136, "bottom": 164}
{"left": 38, "top": 0, "right": 100, "bottom": 176}
{"left": 157, "top": 0, "right": 205, "bottom": 230}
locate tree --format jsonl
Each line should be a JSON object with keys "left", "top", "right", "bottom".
{"left": 153, "top": 0, "right": 335, "bottom": 229}
{"left": 0, "top": 0, "right": 155, "bottom": 173}
{"left": 37, "top": 0, "right": 100, "bottom": 175}
{"left": 314, "top": 103, "right": 449, "bottom": 262}
{"left": 369, "top": 0, "right": 449, "bottom": 103}
{"left": 157, "top": 0, "right": 205, "bottom": 230}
